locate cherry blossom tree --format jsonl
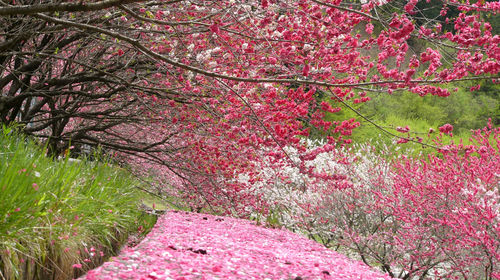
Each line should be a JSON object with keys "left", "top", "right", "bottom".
{"left": 1, "top": 0, "right": 499, "bottom": 277}
{"left": 1, "top": 0, "right": 498, "bottom": 190}
{"left": 245, "top": 123, "right": 499, "bottom": 279}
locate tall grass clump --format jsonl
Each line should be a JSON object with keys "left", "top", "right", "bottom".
{"left": 0, "top": 126, "right": 156, "bottom": 280}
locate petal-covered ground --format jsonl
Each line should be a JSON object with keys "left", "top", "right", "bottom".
{"left": 81, "top": 211, "right": 393, "bottom": 280}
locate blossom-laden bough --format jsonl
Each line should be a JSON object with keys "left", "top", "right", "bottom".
{"left": 79, "top": 211, "right": 394, "bottom": 280}
{"left": 1, "top": 0, "right": 499, "bottom": 216}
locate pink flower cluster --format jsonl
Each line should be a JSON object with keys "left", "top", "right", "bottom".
{"left": 438, "top": 123, "right": 453, "bottom": 135}
{"left": 80, "top": 211, "right": 393, "bottom": 280}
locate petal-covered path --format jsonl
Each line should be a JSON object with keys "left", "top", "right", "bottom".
{"left": 81, "top": 211, "right": 393, "bottom": 280}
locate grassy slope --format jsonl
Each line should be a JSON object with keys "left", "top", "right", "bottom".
{"left": 0, "top": 126, "right": 157, "bottom": 280}
{"left": 313, "top": 80, "right": 499, "bottom": 157}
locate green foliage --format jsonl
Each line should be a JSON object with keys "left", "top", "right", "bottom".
{"left": 0, "top": 126, "right": 157, "bottom": 280}
{"left": 315, "top": 81, "right": 498, "bottom": 155}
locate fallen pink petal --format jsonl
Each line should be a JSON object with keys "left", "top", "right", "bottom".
{"left": 80, "top": 211, "right": 393, "bottom": 280}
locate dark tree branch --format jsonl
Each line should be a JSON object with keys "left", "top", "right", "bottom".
{"left": 0, "top": 0, "right": 146, "bottom": 16}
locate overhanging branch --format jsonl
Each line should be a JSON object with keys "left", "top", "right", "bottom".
{"left": 32, "top": 13, "right": 500, "bottom": 89}
{"left": 0, "top": 0, "right": 146, "bottom": 16}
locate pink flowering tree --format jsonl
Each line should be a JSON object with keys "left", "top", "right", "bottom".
{"left": 253, "top": 123, "right": 499, "bottom": 279}
{"left": 0, "top": 0, "right": 499, "bottom": 276}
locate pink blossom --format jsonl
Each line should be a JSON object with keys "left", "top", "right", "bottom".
{"left": 267, "top": 57, "right": 277, "bottom": 64}
{"left": 396, "top": 138, "right": 409, "bottom": 144}
{"left": 365, "top": 23, "right": 374, "bottom": 34}
{"left": 439, "top": 123, "right": 453, "bottom": 135}
{"left": 81, "top": 211, "right": 393, "bottom": 279}
{"left": 73, "top": 263, "right": 83, "bottom": 269}
{"left": 396, "top": 126, "right": 410, "bottom": 133}
{"left": 302, "top": 64, "right": 310, "bottom": 77}
{"left": 209, "top": 23, "right": 220, "bottom": 34}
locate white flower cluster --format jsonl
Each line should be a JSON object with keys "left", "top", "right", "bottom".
{"left": 238, "top": 140, "right": 392, "bottom": 236}
{"left": 195, "top": 47, "right": 222, "bottom": 63}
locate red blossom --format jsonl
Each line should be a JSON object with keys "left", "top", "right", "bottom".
{"left": 302, "top": 64, "right": 310, "bottom": 77}
{"left": 396, "top": 138, "right": 409, "bottom": 144}
{"left": 209, "top": 23, "right": 220, "bottom": 34}
{"left": 396, "top": 125, "right": 410, "bottom": 133}
{"left": 439, "top": 123, "right": 454, "bottom": 135}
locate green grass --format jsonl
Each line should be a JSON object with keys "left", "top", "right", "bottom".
{"left": 348, "top": 113, "right": 474, "bottom": 157}
{"left": 0, "top": 126, "right": 157, "bottom": 280}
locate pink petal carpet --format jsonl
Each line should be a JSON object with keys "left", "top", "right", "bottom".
{"left": 80, "top": 211, "right": 393, "bottom": 280}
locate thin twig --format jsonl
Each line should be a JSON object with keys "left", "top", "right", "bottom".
{"left": 326, "top": 87, "right": 440, "bottom": 149}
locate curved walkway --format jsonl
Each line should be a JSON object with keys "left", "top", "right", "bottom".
{"left": 80, "top": 211, "right": 393, "bottom": 280}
